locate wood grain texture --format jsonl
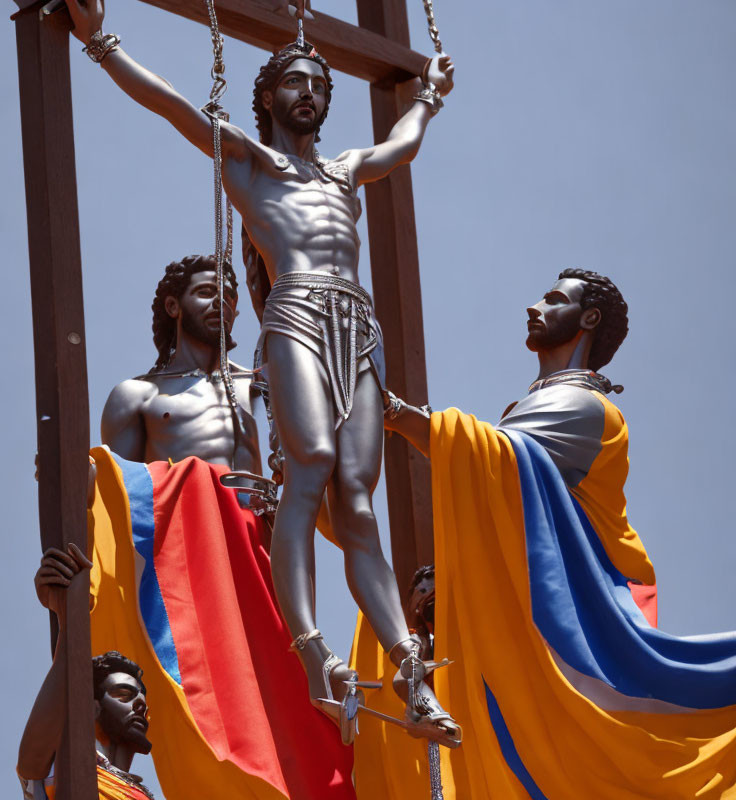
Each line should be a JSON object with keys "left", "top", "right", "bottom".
{"left": 356, "top": 0, "right": 435, "bottom": 601}
{"left": 137, "top": 0, "right": 427, "bottom": 82}
{"left": 14, "top": 8, "right": 97, "bottom": 800}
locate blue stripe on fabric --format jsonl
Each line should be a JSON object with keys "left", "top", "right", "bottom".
{"left": 113, "top": 454, "right": 181, "bottom": 684}
{"left": 483, "top": 678, "right": 548, "bottom": 800}
{"left": 503, "top": 429, "right": 736, "bottom": 709}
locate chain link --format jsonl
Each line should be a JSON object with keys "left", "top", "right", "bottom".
{"left": 203, "top": 0, "right": 241, "bottom": 434}
{"left": 428, "top": 741, "right": 445, "bottom": 799}
{"left": 422, "top": 0, "right": 443, "bottom": 54}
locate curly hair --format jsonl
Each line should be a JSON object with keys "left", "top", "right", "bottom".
{"left": 92, "top": 651, "right": 146, "bottom": 701}
{"left": 253, "top": 42, "right": 333, "bottom": 145}
{"left": 150, "top": 254, "right": 238, "bottom": 371}
{"left": 558, "top": 268, "right": 629, "bottom": 370}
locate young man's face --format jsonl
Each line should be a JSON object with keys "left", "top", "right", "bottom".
{"left": 267, "top": 58, "right": 328, "bottom": 137}
{"left": 525, "top": 278, "right": 590, "bottom": 353}
{"left": 96, "top": 671, "right": 152, "bottom": 754}
{"left": 169, "top": 270, "right": 238, "bottom": 348}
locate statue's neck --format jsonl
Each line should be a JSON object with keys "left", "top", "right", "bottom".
{"left": 535, "top": 330, "right": 592, "bottom": 380}
{"left": 269, "top": 125, "right": 316, "bottom": 161}
{"left": 167, "top": 330, "right": 220, "bottom": 374}
{"left": 95, "top": 737, "right": 135, "bottom": 775}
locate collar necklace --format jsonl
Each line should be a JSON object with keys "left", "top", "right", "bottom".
{"left": 280, "top": 148, "right": 353, "bottom": 194}
{"left": 141, "top": 364, "right": 250, "bottom": 382}
{"left": 528, "top": 368, "right": 623, "bottom": 396}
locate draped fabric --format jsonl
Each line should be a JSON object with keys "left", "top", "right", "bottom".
{"left": 20, "top": 765, "right": 153, "bottom": 800}
{"left": 88, "top": 447, "right": 355, "bottom": 800}
{"left": 430, "top": 409, "right": 736, "bottom": 799}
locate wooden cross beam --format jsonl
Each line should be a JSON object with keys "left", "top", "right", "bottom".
{"left": 137, "top": 0, "right": 426, "bottom": 83}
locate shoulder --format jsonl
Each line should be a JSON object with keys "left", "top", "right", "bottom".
{"left": 221, "top": 121, "right": 258, "bottom": 164}
{"left": 103, "top": 378, "right": 158, "bottom": 412}
{"left": 326, "top": 149, "right": 362, "bottom": 189}
{"left": 504, "top": 385, "right": 605, "bottom": 424}
{"left": 229, "top": 361, "right": 256, "bottom": 389}
{"left": 229, "top": 359, "right": 253, "bottom": 376}
{"left": 593, "top": 391, "right": 628, "bottom": 443}
{"left": 331, "top": 148, "right": 363, "bottom": 174}
{"left": 228, "top": 363, "right": 259, "bottom": 412}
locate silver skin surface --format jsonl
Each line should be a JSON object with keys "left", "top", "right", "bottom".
{"left": 65, "top": 0, "right": 457, "bottom": 725}
{"left": 101, "top": 270, "right": 262, "bottom": 474}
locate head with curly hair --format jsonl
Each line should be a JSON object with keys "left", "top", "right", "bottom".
{"left": 253, "top": 42, "right": 333, "bottom": 146}
{"left": 526, "top": 269, "right": 629, "bottom": 371}
{"left": 151, "top": 255, "right": 239, "bottom": 372}
{"left": 92, "top": 651, "right": 152, "bottom": 754}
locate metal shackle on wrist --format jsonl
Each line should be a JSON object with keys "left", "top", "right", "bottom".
{"left": 83, "top": 31, "right": 121, "bottom": 63}
{"left": 383, "top": 390, "right": 407, "bottom": 421}
{"left": 413, "top": 82, "right": 443, "bottom": 116}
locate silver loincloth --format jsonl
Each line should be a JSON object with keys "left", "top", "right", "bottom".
{"left": 254, "top": 271, "right": 386, "bottom": 428}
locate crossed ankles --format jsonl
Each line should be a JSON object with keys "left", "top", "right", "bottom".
{"left": 290, "top": 629, "right": 462, "bottom": 749}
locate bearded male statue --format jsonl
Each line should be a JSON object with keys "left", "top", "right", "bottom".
{"left": 376, "top": 269, "right": 736, "bottom": 799}
{"left": 90, "top": 255, "right": 355, "bottom": 799}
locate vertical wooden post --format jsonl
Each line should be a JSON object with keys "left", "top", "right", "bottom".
{"left": 13, "top": 5, "right": 97, "bottom": 799}
{"left": 356, "top": 0, "right": 434, "bottom": 599}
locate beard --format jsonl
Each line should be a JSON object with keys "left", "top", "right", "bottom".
{"left": 525, "top": 316, "right": 580, "bottom": 353}
{"left": 181, "top": 309, "right": 234, "bottom": 351}
{"left": 98, "top": 705, "right": 153, "bottom": 755}
{"left": 272, "top": 101, "right": 321, "bottom": 137}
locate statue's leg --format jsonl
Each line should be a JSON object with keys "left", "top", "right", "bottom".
{"left": 327, "top": 363, "right": 408, "bottom": 649}
{"left": 264, "top": 332, "right": 356, "bottom": 702}
{"left": 329, "top": 363, "right": 462, "bottom": 746}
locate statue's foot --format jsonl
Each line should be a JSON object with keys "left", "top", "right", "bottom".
{"left": 290, "top": 629, "right": 369, "bottom": 745}
{"left": 389, "top": 636, "right": 463, "bottom": 749}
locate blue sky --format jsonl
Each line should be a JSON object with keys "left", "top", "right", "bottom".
{"left": 2, "top": 1, "right": 736, "bottom": 795}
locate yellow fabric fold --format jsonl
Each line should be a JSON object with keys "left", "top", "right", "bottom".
{"left": 572, "top": 392, "right": 655, "bottom": 585}
{"left": 426, "top": 409, "right": 736, "bottom": 799}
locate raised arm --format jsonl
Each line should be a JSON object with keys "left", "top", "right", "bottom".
{"left": 65, "top": 0, "right": 249, "bottom": 160}
{"left": 101, "top": 379, "right": 153, "bottom": 462}
{"left": 17, "top": 545, "right": 93, "bottom": 781}
{"left": 347, "top": 55, "right": 455, "bottom": 186}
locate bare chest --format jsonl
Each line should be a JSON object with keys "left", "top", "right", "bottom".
{"left": 225, "top": 158, "right": 361, "bottom": 239}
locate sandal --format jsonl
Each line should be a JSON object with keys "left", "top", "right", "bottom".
{"left": 290, "top": 629, "right": 380, "bottom": 745}
{"left": 389, "top": 636, "right": 463, "bottom": 749}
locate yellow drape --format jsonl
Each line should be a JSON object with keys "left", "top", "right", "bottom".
{"left": 429, "top": 409, "right": 736, "bottom": 799}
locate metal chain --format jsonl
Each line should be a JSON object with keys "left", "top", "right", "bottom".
{"left": 422, "top": 0, "right": 443, "bottom": 54}
{"left": 427, "top": 741, "right": 445, "bottom": 800}
{"left": 203, "top": 0, "right": 241, "bottom": 434}
{"left": 205, "top": 0, "right": 227, "bottom": 102}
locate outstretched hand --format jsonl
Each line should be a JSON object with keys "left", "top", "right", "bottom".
{"left": 34, "top": 543, "right": 93, "bottom": 618}
{"left": 286, "top": 0, "right": 314, "bottom": 21}
{"left": 426, "top": 54, "right": 455, "bottom": 97}
{"left": 65, "top": 0, "right": 105, "bottom": 45}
